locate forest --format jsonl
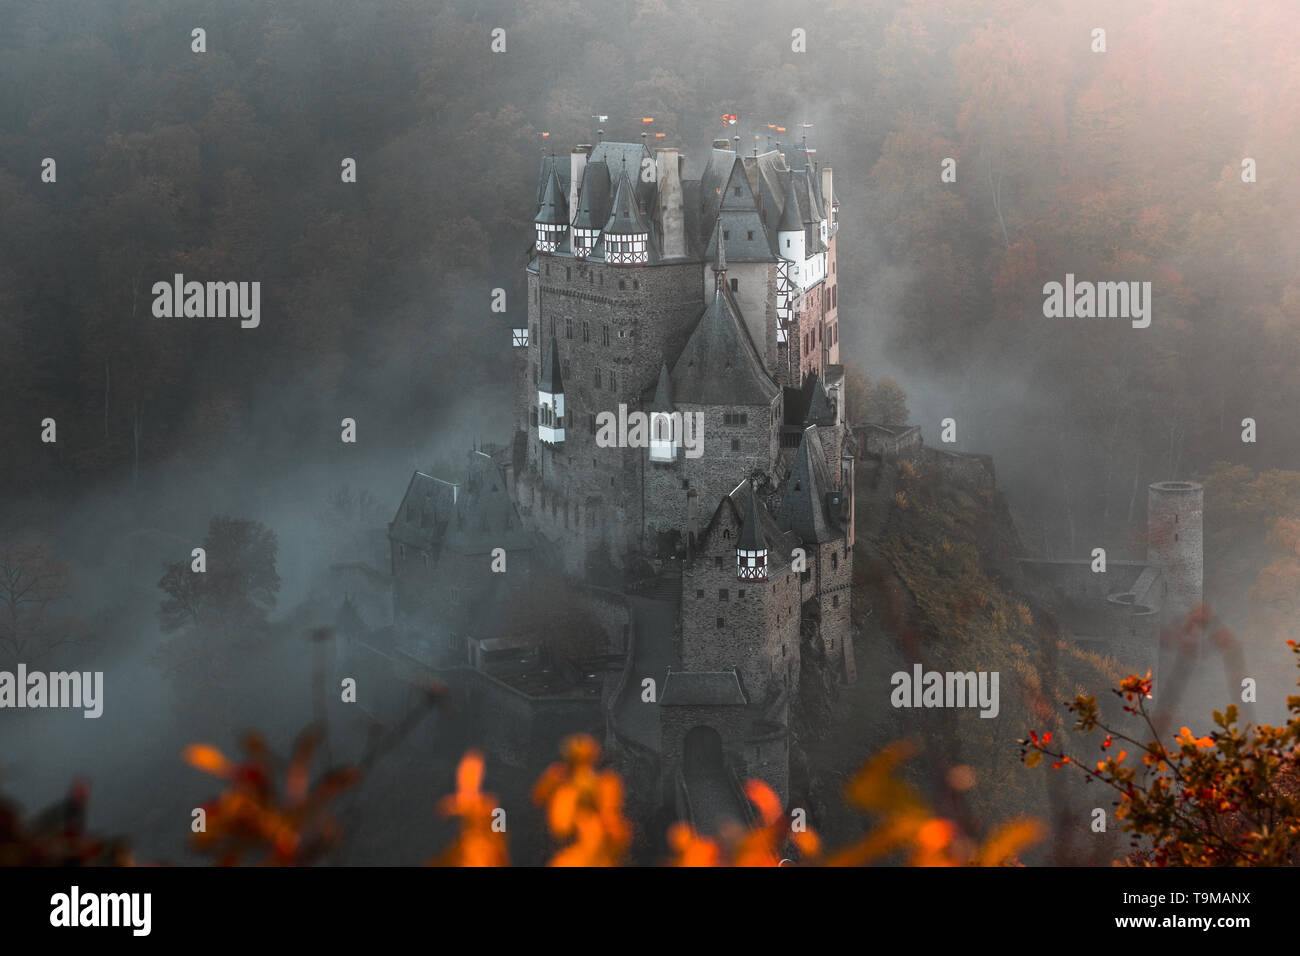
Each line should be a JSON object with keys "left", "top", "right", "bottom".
{"left": 0, "top": 0, "right": 1297, "bottom": 868}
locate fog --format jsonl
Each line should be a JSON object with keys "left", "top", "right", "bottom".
{"left": 1, "top": 0, "right": 1297, "bottom": 862}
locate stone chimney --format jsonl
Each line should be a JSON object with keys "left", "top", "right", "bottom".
{"left": 655, "top": 147, "right": 686, "bottom": 259}
{"left": 820, "top": 165, "right": 834, "bottom": 221}
{"left": 570, "top": 145, "right": 592, "bottom": 217}
{"left": 712, "top": 138, "right": 731, "bottom": 150}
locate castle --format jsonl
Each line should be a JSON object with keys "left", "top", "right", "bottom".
{"left": 381, "top": 130, "right": 1204, "bottom": 838}
{"left": 388, "top": 132, "right": 854, "bottom": 831}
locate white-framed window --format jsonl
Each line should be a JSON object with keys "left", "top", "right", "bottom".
{"left": 572, "top": 227, "right": 599, "bottom": 258}
{"left": 536, "top": 222, "right": 566, "bottom": 252}
{"left": 605, "top": 233, "right": 648, "bottom": 265}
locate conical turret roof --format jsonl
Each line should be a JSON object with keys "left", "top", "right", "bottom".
{"left": 651, "top": 361, "right": 673, "bottom": 411}
{"left": 778, "top": 170, "right": 804, "bottom": 233}
{"left": 603, "top": 166, "right": 650, "bottom": 236}
{"left": 572, "top": 161, "right": 610, "bottom": 229}
{"left": 776, "top": 426, "right": 836, "bottom": 543}
{"left": 737, "top": 480, "right": 767, "bottom": 551}
{"left": 539, "top": 335, "right": 563, "bottom": 394}
{"left": 535, "top": 167, "right": 569, "bottom": 225}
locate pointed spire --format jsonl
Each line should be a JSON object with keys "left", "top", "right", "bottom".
{"left": 534, "top": 167, "right": 568, "bottom": 225}
{"left": 652, "top": 361, "right": 673, "bottom": 411}
{"left": 712, "top": 218, "right": 727, "bottom": 291}
{"left": 778, "top": 169, "right": 803, "bottom": 233}
{"left": 603, "top": 166, "right": 649, "bottom": 236}
{"left": 804, "top": 373, "right": 835, "bottom": 425}
{"left": 737, "top": 480, "right": 767, "bottom": 552}
{"left": 539, "top": 335, "right": 563, "bottom": 394}
{"left": 777, "top": 427, "right": 835, "bottom": 543}
{"left": 572, "top": 161, "right": 610, "bottom": 229}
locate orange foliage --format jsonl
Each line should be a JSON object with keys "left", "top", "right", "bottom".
{"left": 184, "top": 727, "right": 360, "bottom": 865}
{"left": 828, "top": 742, "right": 1042, "bottom": 867}
{"left": 531, "top": 735, "right": 629, "bottom": 867}
{"left": 430, "top": 750, "right": 509, "bottom": 867}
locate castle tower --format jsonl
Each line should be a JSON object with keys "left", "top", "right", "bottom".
{"left": 534, "top": 166, "right": 569, "bottom": 253}
{"left": 602, "top": 165, "right": 649, "bottom": 265}
{"left": 648, "top": 362, "right": 677, "bottom": 464}
{"left": 570, "top": 156, "right": 607, "bottom": 259}
{"left": 538, "top": 336, "right": 565, "bottom": 445}
{"left": 777, "top": 170, "right": 805, "bottom": 265}
{"left": 1147, "top": 481, "right": 1204, "bottom": 652}
{"left": 736, "top": 481, "right": 768, "bottom": 581}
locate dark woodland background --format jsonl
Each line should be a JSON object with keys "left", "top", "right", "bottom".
{"left": 1, "top": 0, "right": 1298, "bottom": 864}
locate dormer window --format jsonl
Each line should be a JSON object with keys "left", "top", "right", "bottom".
{"left": 572, "top": 228, "right": 599, "bottom": 258}
{"left": 535, "top": 221, "right": 566, "bottom": 253}
{"left": 737, "top": 546, "right": 767, "bottom": 582}
{"left": 605, "top": 232, "right": 648, "bottom": 265}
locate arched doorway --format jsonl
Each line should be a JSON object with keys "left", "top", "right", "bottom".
{"left": 683, "top": 725, "right": 724, "bottom": 777}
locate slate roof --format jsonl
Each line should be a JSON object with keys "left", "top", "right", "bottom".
{"left": 670, "top": 287, "right": 779, "bottom": 407}
{"left": 530, "top": 139, "right": 831, "bottom": 266}
{"left": 726, "top": 479, "right": 799, "bottom": 566}
{"left": 777, "top": 169, "right": 804, "bottom": 233}
{"left": 775, "top": 426, "right": 838, "bottom": 544}
{"left": 737, "top": 480, "right": 767, "bottom": 551}
{"left": 587, "top": 142, "right": 652, "bottom": 190}
{"left": 535, "top": 167, "right": 568, "bottom": 225}
{"left": 697, "top": 148, "right": 737, "bottom": 241}
{"left": 804, "top": 374, "right": 837, "bottom": 425}
{"left": 603, "top": 167, "right": 650, "bottom": 236}
{"left": 390, "top": 471, "right": 458, "bottom": 548}
{"left": 651, "top": 361, "right": 673, "bottom": 411}
{"left": 779, "top": 141, "right": 817, "bottom": 177}
{"left": 660, "top": 669, "right": 748, "bottom": 707}
{"left": 539, "top": 335, "right": 563, "bottom": 394}
{"left": 389, "top": 453, "right": 533, "bottom": 559}
{"left": 699, "top": 158, "right": 775, "bottom": 262}
{"left": 571, "top": 161, "right": 610, "bottom": 229}
{"left": 535, "top": 155, "right": 570, "bottom": 207}
{"left": 442, "top": 451, "right": 532, "bottom": 555}
{"left": 749, "top": 149, "right": 791, "bottom": 237}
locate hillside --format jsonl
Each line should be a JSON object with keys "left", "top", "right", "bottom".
{"left": 796, "top": 450, "right": 1124, "bottom": 863}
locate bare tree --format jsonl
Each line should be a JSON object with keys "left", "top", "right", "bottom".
{"left": 0, "top": 533, "right": 88, "bottom": 666}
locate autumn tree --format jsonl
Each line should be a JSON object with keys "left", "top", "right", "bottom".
{"left": 866, "top": 377, "right": 911, "bottom": 426}
{"left": 157, "top": 516, "right": 280, "bottom": 640}
{"left": 1022, "top": 640, "right": 1300, "bottom": 865}
{"left": 842, "top": 365, "right": 871, "bottom": 426}
{"left": 0, "top": 533, "right": 88, "bottom": 668}
{"left": 155, "top": 517, "right": 280, "bottom": 730}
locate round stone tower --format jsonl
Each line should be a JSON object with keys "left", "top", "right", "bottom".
{"left": 1147, "top": 481, "right": 1204, "bottom": 651}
